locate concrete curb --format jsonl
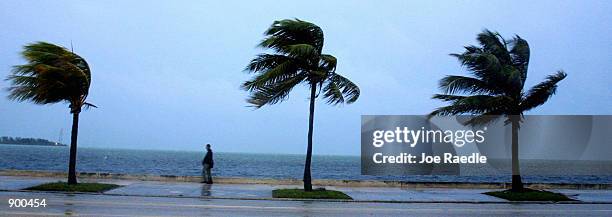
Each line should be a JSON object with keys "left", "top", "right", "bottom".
{"left": 2, "top": 169, "right": 611, "bottom": 190}
{"left": 3, "top": 189, "right": 610, "bottom": 204}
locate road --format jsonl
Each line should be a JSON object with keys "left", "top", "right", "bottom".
{"left": 1, "top": 191, "right": 611, "bottom": 216}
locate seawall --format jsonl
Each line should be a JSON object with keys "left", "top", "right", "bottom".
{"left": 1, "top": 170, "right": 610, "bottom": 190}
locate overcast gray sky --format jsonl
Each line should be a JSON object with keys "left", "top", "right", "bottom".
{"left": 1, "top": 0, "right": 610, "bottom": 155}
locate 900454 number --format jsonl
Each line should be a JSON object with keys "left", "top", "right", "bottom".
{"left": 8, "top": 199, "right": 46, "bottom": 208}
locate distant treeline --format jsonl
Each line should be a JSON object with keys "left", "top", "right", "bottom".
{"left": 0, "top": 136, "right": 66, "bottom": 146}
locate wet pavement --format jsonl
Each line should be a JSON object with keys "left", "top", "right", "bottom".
{"left": 1, "top": 176, "right": 612, "bottom": 203}
{"left": 2, "top": 191, "right": 612, "bottom": 216}
{"left": 330, "top": 186, "right": 506, "bottom": 202}
{"left": 0, "top": 176, "right": 62, "bottom": 191}
{"left": 107, "top": 181, "right": 276, "bottom": 198}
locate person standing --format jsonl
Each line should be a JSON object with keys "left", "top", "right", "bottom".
{"left": 201, "top": 144, "right": 214, "bottom": 184}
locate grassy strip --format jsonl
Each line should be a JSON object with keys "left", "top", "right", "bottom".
{"left": 25, "top": 182, "right": 120, "bottom": 193}
{"left": 272, "top": 188, "right": 352, "bottom": 200}
{"left": 484, "top": 188, "right": 575, "bottom": 202}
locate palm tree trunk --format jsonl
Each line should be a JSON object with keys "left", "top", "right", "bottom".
{"left": 511, "top": 115, "right": 523, "bottom": 191}
{"left": 303, "top": 83, "right": 316, "bottom": 191}
{"left": 68, "top": 111, "right": 80, "bottom": 185}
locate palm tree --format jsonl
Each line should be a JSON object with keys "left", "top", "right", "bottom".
{"left": 429, "top": 30, "right": 566, "bottom": 191}
{"left": 6, "top": 42, "right": 94, "bottom": 185}
{"left": 243, "top": 19, "right": 360, "bottom": 191}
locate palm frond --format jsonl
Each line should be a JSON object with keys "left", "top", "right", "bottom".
{"left": 432, "top": 94, "right": 466, "bottom": 102}
{"left": 243, "top": 58, "right": 300, "bottom": 91}
{"left": 318, "top": 54, "right": 337, "bottom": 72}
{"left": 83, "top": 102, "right": 98, "bottom": 110}
{"left": 322, "top": 73, "right": 360, "bottom": 105}
{"left": 259, "top": 19, "right": 324, "bottom": 53}
{"left": 246, "top": 74, "right": 306, "bottom": 108}
{"left": 245, "top": 54, "right": 294, "bottom": 73}
{"left": 520, "top": 71, "right": 567, "bottom": 111}
{"left": 476, "top": 29, "right": 512, "bottom": 65}
{"left": 283, "top": 44, "right": 319, "bottom": 59}
{"left": 438, "top": 75, "right": 496, "bottom": 95}
{"left": 429, "top": 95, "right": 510, "bottom": 117}
{"left": 451, "top": 51, "right": 515, "bottom": 94}
{"left": 509, "top": 36, "right": 530, "bottom": 86}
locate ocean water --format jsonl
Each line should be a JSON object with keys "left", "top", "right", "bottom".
{"left": 1, "top": 144, "right": 610, "bottom": 184}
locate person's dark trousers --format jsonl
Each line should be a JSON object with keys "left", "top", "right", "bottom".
{"left": 202, "top": 163, "right": 213, "bottom": 184}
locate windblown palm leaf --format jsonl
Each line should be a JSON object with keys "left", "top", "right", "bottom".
{"left": 7, "top": 42, "right": 93, "bottom": 112}
{"left": 243, "top": 19, "right": 360, "bottom": 108}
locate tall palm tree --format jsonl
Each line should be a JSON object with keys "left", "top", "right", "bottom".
{"left": 243, "top": 19, "right": 360, "bottom": 191}
{"left": 6, "top": 42, "right": 94, "bottom": 185}
{"left": 429, "top": 30, "right": 566, "bottom": 191}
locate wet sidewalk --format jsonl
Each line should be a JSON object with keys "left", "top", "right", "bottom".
{"left": 2, "top": 175, "right": 611, "bottom": 203}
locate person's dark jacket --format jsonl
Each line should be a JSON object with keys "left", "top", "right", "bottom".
{"left": 202, "top": 150, "right": 214, "bottom": 168}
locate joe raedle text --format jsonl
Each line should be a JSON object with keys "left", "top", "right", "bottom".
{"left": 370, "top": 127, "right": 488, "bottom": 165}
{"left": 372, "top": 152, "right": 487, "bottom": 164}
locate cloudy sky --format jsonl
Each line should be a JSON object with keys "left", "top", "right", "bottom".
{"left": 1, "top": 0, "right": 610, "bottom": 155}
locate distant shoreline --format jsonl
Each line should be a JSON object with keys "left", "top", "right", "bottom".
{"left": 0, "top": 143, "right": 66, "bottom": 147}
{"left": 0, "top": 136, "right": 66, "bottom": 147}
